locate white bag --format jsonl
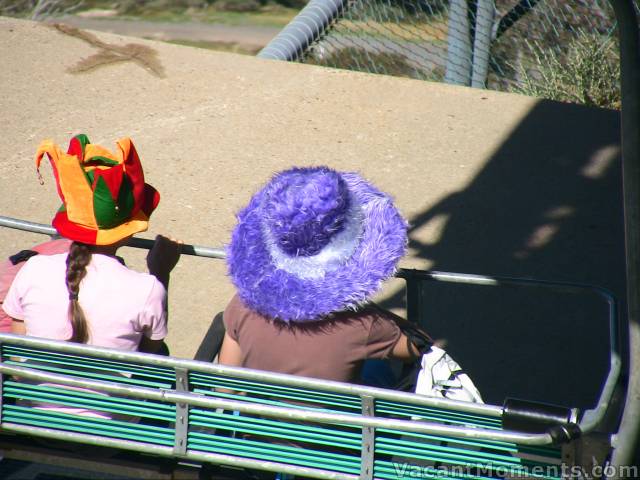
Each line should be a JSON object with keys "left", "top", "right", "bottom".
{"left": 414, "top": 346, "right": 484, "bottom": 403}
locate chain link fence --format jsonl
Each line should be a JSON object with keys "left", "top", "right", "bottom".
{"left": 296, "top": 0, "right": 636, "bottom": 109}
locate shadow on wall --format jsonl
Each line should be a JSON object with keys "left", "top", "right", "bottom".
{"left": 384, "top": 99, "right": 625, "bottom": 409}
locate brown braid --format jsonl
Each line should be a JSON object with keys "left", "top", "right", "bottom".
{"left": 66, "top": 241, "right": 92, "bottom": 343}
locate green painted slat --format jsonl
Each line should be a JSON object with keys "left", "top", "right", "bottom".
{"left": 376, "top": 408, "right": 499, "bottom": 430}
{"left": 3, "top": 360, "right": 172, "bottom": 389}
{"left": 191, "top": 409, "right": 362, "bottom": 441}
{"left": 190, "top": 411, "right": 361, "bottom": 449}
{"left": 4, "top": 380, "right": 175, "bottom": 412}
{"left": 195, "top": 385, "right": 355, "bottom": 411}
{"left": 3, "top": 384, "right": 175, "bottom": 420}
{"left": 376, "top": 400, "right": 501, "bottom": 421}
{"left": 376, "top": 432, "right": 517, "bottom": 455}
{"left": 377, "top": 411, "right": 498, "bottom": 430}
{"left": 3, "top": 405, "right": 174, "bottom": 443}
{"left": 376, "top": 399, "right": 500, "bottom": 419}
{"left": 376, "top": 437, "right": 525, "bottom": 465}
{"left": 376, "top": 428, "right": 515, "bottom": 450}
{"left": 3, "top": 386, "right": 174, "bottom": 418}
{"left": 188, "top": 433, "right": 361, "bottom": 474}
{"left": 193, "top": 388, "right": 359, "bottom": 422}
{"left": 3, "top": 409, "right": 173, "bottom": 445}
{"left": 2, "top": 347, "right": 173, "bottom": 379}
{"left": 2, "top": 345, "right": 174, "bottom": 378}
{"left": 189, "top": 376, "right": 360, "bottom": 411}
{"left": 192, "top": 390, "right": 365, "bottom": 433}
{"left": 2, "top": 358, "right": 171, "bottom": 388}
{"left": 189, "top": 373, "right": 361, "bottom": 407}
{"left": 1, "top": 355, "right": 149, "bottom": 376}
{"left": 191, "top": 372, "right": 360, "bottom": 404}
{"left": 374, "top": 460, "right": 498, "bottom": 480}
{"left": 375, "top": 440, "right": 532, "bottom": 471}
{"left": 374, "top": 459, "right": 557, "bottom": 480}
{"left": 375, "top": 401, "right": 501, "bottom": 428}
{"left": 190, "top": 420, "right": 359, "bottom": 451}
{"left": 4, "top": 415, "right": 174, "bottom": 446}
{"left": 193, "top": 388, "right": 363, "bottom": 421}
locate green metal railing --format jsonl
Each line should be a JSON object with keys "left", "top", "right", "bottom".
{"left": 0, "top": 334, "right": 564, "bottom": 480}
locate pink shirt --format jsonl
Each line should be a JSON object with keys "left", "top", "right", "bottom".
{"left": 3, "top": 253, "right": 167, "bottom": 349}
{"left": 2, "top": 252, "right": 168, "bottom": 419}
{"left": 0, "top": 239, "right": 72, "bottom": 333}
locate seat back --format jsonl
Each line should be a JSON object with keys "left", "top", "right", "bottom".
{"left": 0, "top": 333, "right": 566, "bottom": 480}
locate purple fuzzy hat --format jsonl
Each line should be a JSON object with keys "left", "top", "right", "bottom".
{"left": 227, "top": 166, "right": 408, "bottom": 323}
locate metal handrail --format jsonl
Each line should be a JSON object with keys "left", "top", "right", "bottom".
{"left": 0, "top": 215, "right": 225, "bottom": 259}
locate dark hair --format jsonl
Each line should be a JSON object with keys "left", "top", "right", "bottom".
{"left": 66, "top": 242, "right": 92, "bottom": 343}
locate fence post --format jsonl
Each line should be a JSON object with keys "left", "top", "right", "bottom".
{"left": 445, "top": 0, "right": 473, "bottom": 85}
{"left": 471, "top": 0, "right": 495, "bottom": 88}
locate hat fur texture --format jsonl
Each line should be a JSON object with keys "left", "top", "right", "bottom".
{"left": 227, "top": 166, "right": 408, "bottom": 323}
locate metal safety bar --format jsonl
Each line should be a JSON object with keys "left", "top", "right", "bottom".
{"left": 397, "top": 269, "right": 622, "bottom": 434}
{"left": 0, "top": 216, "right": 225, "bottom": 259}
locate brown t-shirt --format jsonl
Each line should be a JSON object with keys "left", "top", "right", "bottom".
{"left": 223, "top": 294, "right": 402, "bottom": 383}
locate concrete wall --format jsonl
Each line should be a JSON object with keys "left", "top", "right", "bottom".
{"left": 0, "top": 17, "right": 624, "bottom": 408}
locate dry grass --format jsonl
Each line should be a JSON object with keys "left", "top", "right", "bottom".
{"left": 510, "top": 30, "right": 620, "bottom": 109}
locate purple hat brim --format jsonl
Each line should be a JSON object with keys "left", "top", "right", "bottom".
{"left": 227, "top": 171, "right": 408, "bottom": 323}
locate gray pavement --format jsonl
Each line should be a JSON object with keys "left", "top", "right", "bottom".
{"left": 50, "top": 15, "right": 281, "bottom": 47}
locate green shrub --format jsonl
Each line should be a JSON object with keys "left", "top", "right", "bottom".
{"left": 510, "top": 29, "right": 621, "bottom": 110}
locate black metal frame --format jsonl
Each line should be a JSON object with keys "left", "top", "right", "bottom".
{"left": 609, "top": 0, "right": 640, "bottom": 471}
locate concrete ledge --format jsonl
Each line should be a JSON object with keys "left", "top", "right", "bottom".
{"left": 0, "top": 17, "right": 623, "bottom": 407}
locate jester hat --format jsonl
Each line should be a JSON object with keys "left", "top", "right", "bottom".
{"left": 35, "top": 134, "right": 160, "bottom": 245}
{"left": 227, "top": 166, "right": 408, "bottom": 323}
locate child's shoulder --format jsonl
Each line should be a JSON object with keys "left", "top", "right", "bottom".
{"left": 91, "top": 255, "right": 159, "bottom": 287}
{"left": 23, "top": 251, "right": 67, "bottom": 270}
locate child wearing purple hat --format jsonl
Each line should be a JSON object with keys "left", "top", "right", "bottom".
{"left": 219, "top": 166, "right": 419, "bottom": 384}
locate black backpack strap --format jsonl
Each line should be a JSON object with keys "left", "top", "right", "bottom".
{"left": 369, "top": 303, "right": 436, "bottom": 392}
{"left": 194, "top": 312, "right": 226, "bottom": 362}
{"left": 9, "top": 250, "right": 39, "bottom": 266}
{"left": 369, "top": 302, "right": 434, "bottom": 354}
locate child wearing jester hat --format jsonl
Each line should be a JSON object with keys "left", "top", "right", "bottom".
{"left": 219, "top": 166, "right": 420, "bottom": 384}
{"left": 3, "top": 135, "right": 181, "bottom": 373}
